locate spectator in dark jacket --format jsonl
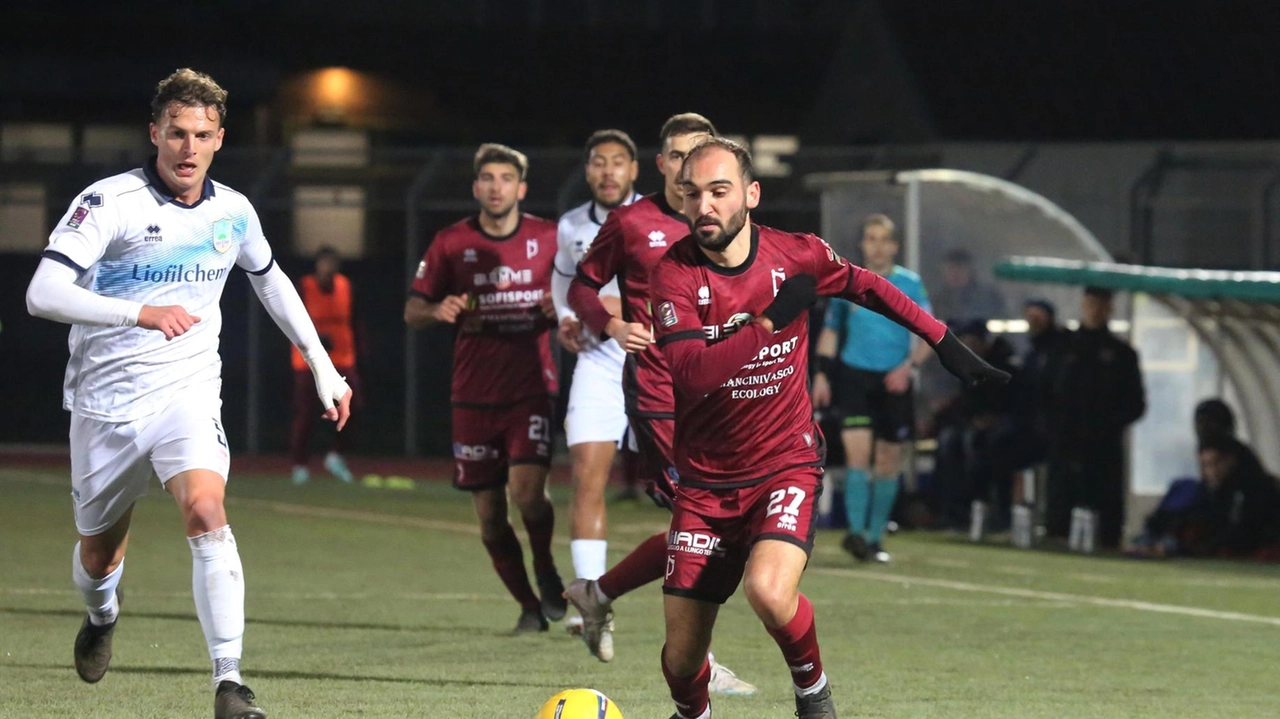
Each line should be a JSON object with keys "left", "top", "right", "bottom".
{"left": 1043, "top": 287, "right": 1146, "bottom": 549}
{"left": 1136, "top": 434, "right": 1280, "bottom": 558}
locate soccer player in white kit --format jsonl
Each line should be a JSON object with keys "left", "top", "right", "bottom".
{"left": 24, "top": 69, "right": 352, "bottom": 719}
{"left": 551, "top": 130, "right": 641, "bottom": 597}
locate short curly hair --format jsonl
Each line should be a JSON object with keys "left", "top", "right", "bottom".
{"left": 151, "top": 68, "right": 228, "bottom": 124}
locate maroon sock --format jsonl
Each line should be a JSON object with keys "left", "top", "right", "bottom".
{"left": 765, "top": 592, "right": 824, "bottom": 691}
{"left": 597, "top": 531, "right": 667, "bottom": 600}
{"left": 481, "top": 525, "right": 540, "bottom": 611}
{"left": 661, "top": 646, "right": 711, "bottom": 718}
{"left": 521, "top": 505, "right": 557, "bottom": 579}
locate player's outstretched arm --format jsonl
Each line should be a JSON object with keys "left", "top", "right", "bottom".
{"left": 835, "top": 263, "right": 1009, "bottom": 387}
{"left": 249, "top": 263, "right": 352, "bottom": 429}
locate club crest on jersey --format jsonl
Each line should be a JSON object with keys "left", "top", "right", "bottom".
{"left": 771, "top": 268, "right": 787, "bottom": 295}
{"left": 67, "top": 206, "right": 89, "bottom": 229}
{"left": 697, "top": 285, "right": 711, "bottom": 305}
{"left": 658, "top": 300, "right": 678, "bottom": 327}
{"left": 212, "top": 218, "right": 233, "bottom": 253}
{"left": 526, "top": 238, "right": 539, "bottom": 259}
{"left": 648, "top": 230, "right": 667, "bottom": 247}
{"left": 463, "top": 248, "right": 478, "bottom": 263}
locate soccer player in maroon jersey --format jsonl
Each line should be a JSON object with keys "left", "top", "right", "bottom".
{"left": 650, "top": 138, "right": 1009, "bottom": 719}
{"left": 564, "top": 114, "right": 752, "bottom": 691}
{"left": 404, "top": 143, "right": 567, "bottom": 633}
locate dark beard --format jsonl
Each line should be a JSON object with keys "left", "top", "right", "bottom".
{"left": 693, "top": 207, "right": 748, "bottom": 253}
{"left": 593, "top": 186, "right": 631, "bottom": 210}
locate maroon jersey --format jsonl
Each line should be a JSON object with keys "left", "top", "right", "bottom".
{"left": 411, "top": 214, "right": 559, "bottom": 407}
{"left": 651, "top": 225, "right": 946, "bottom": 488}
{"left": 568, "top": 192, "right": 689, "bottom": 418}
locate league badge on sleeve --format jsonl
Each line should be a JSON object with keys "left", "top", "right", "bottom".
{"left": 658, "top": 300, "right": 679, "bottom": 328}
{"left": 212, "top": 218, "right": 233, "bottom": 253}
{"left": 67, "top": 206, "right": 90, "bottom": 229}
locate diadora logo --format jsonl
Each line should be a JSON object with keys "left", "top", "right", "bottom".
{"left": 453, "top": 443, "right": 500, "bottom": 461}
{"left": 668, "top": 531, "right": 726, "bottom": 556}
{"left": 648, "top": 230, "right": 667, "bottom": 247}
{"left": 473, "top": 265, "right": 532, "bottom": 288}
{"left": 144, "top": 224, "right": 163, "bottom": 242}
{"left": 130, "top": 263, "right": 227, "bottom": 284}
{"left": 463, "top": 248, "right": 478, "bottom": 263}
{"left": 697, "top": 285, "right": 711, "bottom": 305}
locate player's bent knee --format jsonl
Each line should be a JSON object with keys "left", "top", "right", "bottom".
{"left": 80, "top": 546, "right": 124, "bottom": 578}
{"left": 743, "top": 573, "right": 798, "bottom": 625}
{"left": 181, "top": 494, "right": 228, "bottom": 534}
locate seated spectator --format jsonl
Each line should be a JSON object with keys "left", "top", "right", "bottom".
{"left": 1193, "top": 398, "right": 1236, "bottom": 440}
{"left": 1132, "top": 432, "right": 1280, "bottom": 559}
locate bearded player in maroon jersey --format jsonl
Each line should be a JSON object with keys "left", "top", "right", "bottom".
{"left": 404, "top": 144, "right": 567, "bottom": 633}
{"left": 650, "top": 138, "right": 1009, "bottom": 719}
{"left": 565, "top": 113, "right": 755, "bottom": 695}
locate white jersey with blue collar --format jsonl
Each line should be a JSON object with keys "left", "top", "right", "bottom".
{"left": 42, "top": 161, "right": 275, "bottom": 422}
{"left": 552, "top": 192, "right": 641, "bottom": 360}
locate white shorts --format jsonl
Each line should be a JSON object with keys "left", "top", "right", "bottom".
{"left": 69, "top": 386, "right": 230, "bottom": 535}
{"left": 565, "top": 346, "right": 627, "bottom": 448}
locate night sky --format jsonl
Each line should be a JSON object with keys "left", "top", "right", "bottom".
{"left": 2, "top": 0, "right": 1278, "bottom": 142}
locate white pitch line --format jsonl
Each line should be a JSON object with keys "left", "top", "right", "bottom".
{"left": 812, "top": 567, "right": 1280, "bottom": 627}
{"left": 0, "top": 587, "right": 510, "bottom": 602}
{"left": 7, "top": 469, "right": 1280, "bottom": 625}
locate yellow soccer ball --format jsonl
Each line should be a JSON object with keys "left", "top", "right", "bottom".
{"left": 535, "top": 689, "right": 624, "bottom": 719}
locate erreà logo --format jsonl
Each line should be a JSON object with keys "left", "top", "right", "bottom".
{"left": 648, "top": 230, "right": 667, "bottom": 247}
{"left": 473, "top": 265, "right": 532, "bottom": 288}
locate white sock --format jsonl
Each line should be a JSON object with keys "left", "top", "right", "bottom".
{"left": 796, "top": 671, "right": 829, "bottom": 696}
{"left": 72, "top": 543, "right": 122, "bottom": 626}
{"left": 570, "top": 539, "right": 608, "bottom": 580}
{"left": 188, "top": 526, "right": 245, "bottom": 685}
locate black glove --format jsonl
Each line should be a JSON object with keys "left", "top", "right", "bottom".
{"left": 761, "top": 274, "right": 818, "bottom": 330}
{"left": 645, "top": 480, "right": 675, "bottom": 511}
{"left": 934, "top": 331, "right": 1012, "bottom": 387}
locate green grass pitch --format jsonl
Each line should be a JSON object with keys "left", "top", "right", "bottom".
{"left": 2, "top": 465, "right": 1278, "bottom": 718}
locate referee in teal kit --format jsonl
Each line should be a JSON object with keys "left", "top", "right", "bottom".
{"left": 811, "top": 214, "right": 933, "bottom": 564}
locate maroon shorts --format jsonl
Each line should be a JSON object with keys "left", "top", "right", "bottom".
{"left": 663, "top": 468, "right": 823, "bottom": 604}
{"left": 451, "top": 395, "right": 553, "bottom": 491}
{"left": 630, "top": 415, "right": 678, "bottom": 505}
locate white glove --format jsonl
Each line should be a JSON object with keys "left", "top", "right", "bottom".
{"left": 307, "top": 353, "right": 352, "bottom": 420}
